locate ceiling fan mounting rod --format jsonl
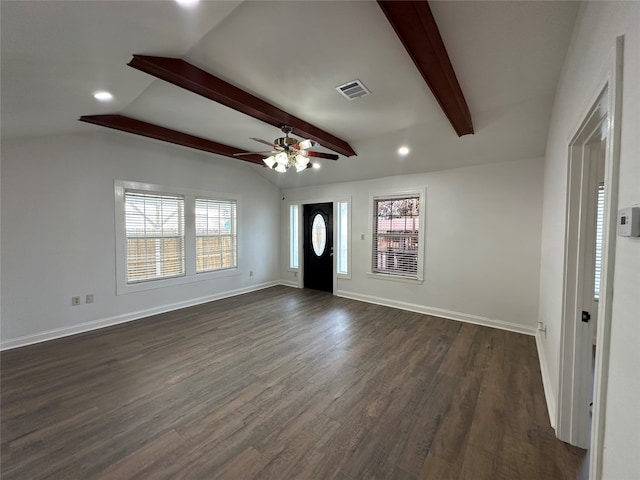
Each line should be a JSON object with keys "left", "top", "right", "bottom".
{"left": 274, "top": 125, "right": 297, "bottom": 150}
{"left": 280, "top": 125, "right": 293, "bottom": 136}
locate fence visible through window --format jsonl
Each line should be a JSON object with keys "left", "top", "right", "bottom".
{"left": 125, "top": 192, "right": 185, "bottom": 283}
{"left": 195, "top": 198, "right": 237, "bottom": 273}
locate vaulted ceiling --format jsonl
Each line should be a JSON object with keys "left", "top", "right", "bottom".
{"left": 1, "top": 0, "right": 579, "bottom": 189}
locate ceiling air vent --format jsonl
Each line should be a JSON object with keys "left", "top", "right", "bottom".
{"left": 336, "top": 79, "right": 370, "bottom": 101}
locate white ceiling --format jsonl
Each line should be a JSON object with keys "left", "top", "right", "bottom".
{"left": 1, "top": 0, "right": 580, "bottom": 189}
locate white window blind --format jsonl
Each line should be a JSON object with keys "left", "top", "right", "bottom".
{"left": 372, "top": 196, "right": 420, "bottom": 278}
{"left": 337, "top": 201, "right": 348, "bottom": 275}
{"left": 195, "top": 198, "right": 237, "bottom": 273}
{"left": 289, "top": 205, "right": 299, "bottom": 269}
{"left": 594, "top": 183, "right": 605, "bottom": 300}
{"left": 125, "top": 192, "right": 185, "bottom": 283}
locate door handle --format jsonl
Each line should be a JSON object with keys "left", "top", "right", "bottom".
{"left": 581, "top": 311, "right": 591, "bottom": 323}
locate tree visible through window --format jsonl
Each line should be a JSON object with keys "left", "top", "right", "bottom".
{"left": 372, "top": 196, "right": 420, "bottom": 278}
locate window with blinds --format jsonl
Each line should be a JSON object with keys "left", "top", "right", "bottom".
{"left": 195, "top": 198, "right": 237, "bottom": 273}
{"left": 337, "top": 201, "right": 349, "bottom": 275}
{"left": 594, "top": 183, "right": 605, "bottom": 300}
{"left": 289, "top": 205, "right": 299, "bottom": 269}
{"left": 125, "top": 192, "right": 185, "bottom": 283}
{"left": 372, "top": 195, "right": 420, "bottom": 278}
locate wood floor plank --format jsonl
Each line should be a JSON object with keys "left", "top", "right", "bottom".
{"left": 96, "top": 429, "right": 185, "bottom": 480}
{"left": 419, "top": 452, "right": 458, "bottom": 480}
{"left": 215, "top": 447, "right": 268, "bottom": 480}
{"left": 1, "top": 286, "right": 586, "bottom": 479}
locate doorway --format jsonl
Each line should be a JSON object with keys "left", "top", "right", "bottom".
{"left": 557, "top": 36, "right": 623, "bottom": 480}
{"left": 303, "top": 202, "right": 333, "bottom": 292}
{"left": 559, "top": 106, "right": 607, "bottom": 450}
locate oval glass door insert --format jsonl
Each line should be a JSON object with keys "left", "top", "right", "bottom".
{"left": 311, "top": 214, "right": 327, "bottom": 256}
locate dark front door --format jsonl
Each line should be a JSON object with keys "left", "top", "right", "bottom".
{"left": 303, "top": 202, "right": 333, "bottom": 292}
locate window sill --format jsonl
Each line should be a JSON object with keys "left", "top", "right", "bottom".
{"left": 117, "top": 268, "right": 241, "bottom": 295}
{"left": 366, "top": 272, "right": 423, "bottom": 285}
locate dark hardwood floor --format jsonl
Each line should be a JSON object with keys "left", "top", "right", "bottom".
{"left": 1, "top": 286, "right": 585, "bottom": 479}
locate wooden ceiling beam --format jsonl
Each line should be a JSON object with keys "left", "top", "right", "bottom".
{"left": 79, "top": 114, "right": 265, "bottom": 165}
{"left": 128, "top": 55, "right": 356, "bottom": 157}
{"left": 378, "top": 1, "right": 474, "bottom": 137}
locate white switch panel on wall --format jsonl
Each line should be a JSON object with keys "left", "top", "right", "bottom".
{"left": 617, "top": 206, "right": 640, "bottom": 237}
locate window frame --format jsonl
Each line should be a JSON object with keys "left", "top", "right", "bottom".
{"left": 115, "top": 180, "right": 241, "bottom": 295}
{"left": 368, "top": 188, "right": 426, "bottom": 284}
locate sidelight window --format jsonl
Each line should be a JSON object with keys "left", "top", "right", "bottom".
{"left": 289, "top": 205, "right": 299, "bottom": 269}
{"left": 336, "top": 201, "right": 349, "bottom": 275}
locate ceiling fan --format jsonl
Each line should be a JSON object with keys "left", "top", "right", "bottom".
{"left": 234, "top": 125, "right": 339, "bottom": 172}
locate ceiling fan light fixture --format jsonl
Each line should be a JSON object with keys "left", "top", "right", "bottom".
{"left": 295, "top": 154, "right": 309, "bottom": 166}
{"left": 275, "top": 152, "right": 288, "bottom": 165}
{"left": 252, "top": 125, "right": 336, "bottom": 173}
{"left": 263, "top": 156, "right": 276, "bottom": 168}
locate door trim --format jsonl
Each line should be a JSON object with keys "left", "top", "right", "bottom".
{"left": 588, "top": 36, "right": 623, "bottom": 480}
{"left": 557, "top": 36, "right": 623, "bottom": 479}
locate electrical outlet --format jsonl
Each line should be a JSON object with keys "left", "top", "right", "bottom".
{"left": 71, "top": 296, "right": 81, "bottom": 306}
{"left": 85, "top": 294, "right": 94, "bottom": 304}
{"left": 249, "top": 270, "right": 253, "bottom": 277}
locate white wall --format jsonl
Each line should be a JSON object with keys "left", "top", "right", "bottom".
{"left": 282, "top": 157, "right": 544, "bottom": 334}
{"left": 538, "top": 2, "right": 640, "bottom": 478}
{"left": 1, "top": 131, "right": 282, "bottom": 348}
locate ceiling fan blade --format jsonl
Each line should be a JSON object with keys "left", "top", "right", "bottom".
{"left": 304, "top": 151, "right": 339, "bottom": 160}
{"left": 233, "top": 150, "right": 274, "bottom": 156}
{"left": 250, "top": 137, "right": 278, "bottom": 149}
{"left": 298, "top": 139, "right": 317, "bottom": 150}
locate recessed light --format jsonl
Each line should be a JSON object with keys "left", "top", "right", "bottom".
{"left": 93, "top": 91, "right": 113, "bottom": 102}
{"left": 313, "top": 163, "right": 321, "bottom": 169}
{"left": 398, "top": 146, "right": 410, "bottom": 156}
{"left": 175, "top": 0, "right": 199, "bottom": 8}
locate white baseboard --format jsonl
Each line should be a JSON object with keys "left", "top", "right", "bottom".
{"left": 535, "top": 331, "right": 557, "bottom": 430}
{"left": 278, "top": 280, "right": 300, "bottom": 288}
{"left": 1, "top": 281, "right": 280, "bottom": 351}
{"left": 336, "top": 290, "right": 536, "bottom": 336}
